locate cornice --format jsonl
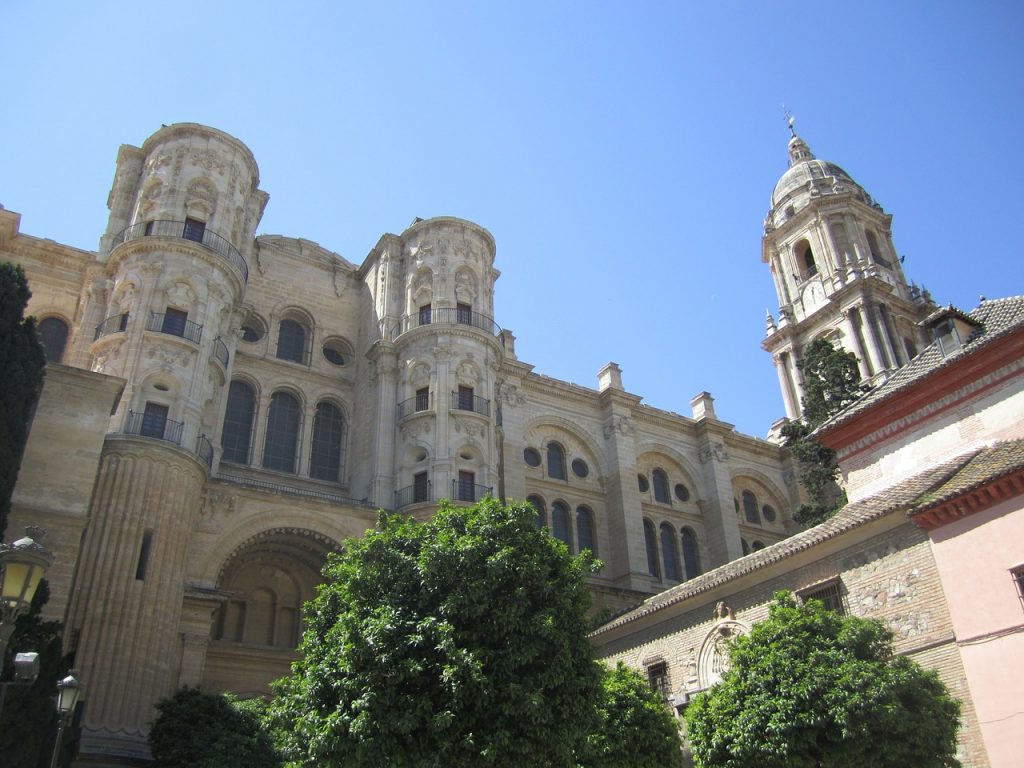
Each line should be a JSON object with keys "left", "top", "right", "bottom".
{"left": 911, "top": 466, "right": 1024, "bottom": 530}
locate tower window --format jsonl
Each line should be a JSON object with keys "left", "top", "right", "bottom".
{"left": 38, "top": 317, "right": 69, "bottom": 363}
{"left": 415, "top": 387, "right": 430, "bottom": 412}
{"left": 309, "top": 401, "right": 345, "bottom": 482}
{"left": 413, "top": 471, "right": 429, "bottom": 503}
{"left": 801, "top": 243, "right": 818, "bottom": 277}
{"left": 140, "top": 402, "right": 169, "bottom": 439}
{"left": 221, "top": 380, "right": 256, "bottom": 464}
{"left": 652, "top": 469, "right": 671, "bottom": 504}
{"left": 457, "top": 471, "right": 476, "bottom": 502}
{"left": 457, "top": 302, "right": 472, "bottom": 325}
{"left": 161, "top": 308, "right": 189, "bottom": 337}
{"left": 183, "top": 217, "right": 206, "bottom": 243}
{"left": 276, "top": 319, "right": 308, "bottom": 364}
{"left": 547, "top": 442, "right": 566, "bottom": 480}
{"left": 418, "top": 304, "right": 432, "bottom": 326}
{"left": 263, "top": 391, "right": 301, "bottom": 473}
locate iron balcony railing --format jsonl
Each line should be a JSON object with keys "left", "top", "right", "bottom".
{"left": 450, "top": 391, "right": 490, "bottom": 417}
{"left": 195, "top": 434, "right": 214, "bottom": 469}
{"left": 452, "top": 480, "right": 492, "bottom": 504}
{"left": 146, "top": 312, "right": 203, "bottom": 344}
{"left": 397, "top": 392, "right": 432, "bottom": 419}
{"left": 94, "top": 312, "right": 129, "bottom": 341}
{"left": 213, "top": 337, "right": 229, "bottom": 367}
{"left": 395, "top": 480, "right": 432, "bottom": 509}
{"left": 389, "top": 307, "right": 501, "bottom": 341}
{"left": 111, "top": 219, "right": 249, "bottom": 282}
{"left": 123, "top": 409, "right": 184, "bottom": 445}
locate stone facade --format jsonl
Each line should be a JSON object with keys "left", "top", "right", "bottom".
{"left": 2, "top": 123, "right": 799, "bottom": 765}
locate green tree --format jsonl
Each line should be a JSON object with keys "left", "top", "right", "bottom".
{"left": 0, "top": 580, "right": 68, "bottom": 768}
{"left": 0, "top": 261, "right": 47, "bottom": 539}
{"left": 685, "top": 592, "right": 961, "bottom": 768}
{"left": 578, "top": 662, "right": 682, "bottom": 768}
{"left": 149, "top": 687, "right": 281, "bottom": 768}
{"left": 269, "top": 498, "right": 602, "bottom": 768}
{"left": 782, "top": 339, "right": 865, "bottom": 525}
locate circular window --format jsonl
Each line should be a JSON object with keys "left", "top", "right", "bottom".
{"left": 524, "top": 448, "right": 541, "bottom": 467}
{"left": 571, "top": 458, "right": 589, "bottom": 478}
{"left": 322, "top": 339, "right": 349, "bottom": 366}
{"left": 674, "top": 483, "right": 690, "bottom": 502}
{"left": 762, "top": 504, "right": 777, "bottom": 523}
{"left": 637, "top": 474, "right": 649, "bottom": 493}
{"left": 240, "top": 316, "right": 266, "bottom": 342}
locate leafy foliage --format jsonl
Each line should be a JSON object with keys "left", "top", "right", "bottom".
{"left": 685, "top": 593, "right": 961, "bottom": 768}
{"left": 782, "top": 339, "right": 865, "bottom": 525}
{"left": 149, "top": 687, "right": 281, "bottom": 768}
{"left": 270, "top": 498, "right": 602, "bottom": 768}
{"left": 0, "top": 262, "right": 47, "bottom": 539}
{"left": 578, "top": 662, "right": 682, "bottom": 768}
{"left": 0, "top": 581, "right": 68, "bottom": 768}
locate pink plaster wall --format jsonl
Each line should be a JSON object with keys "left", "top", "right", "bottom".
{"left": 929, "top": 497, "right": 1024, "bottom": 768}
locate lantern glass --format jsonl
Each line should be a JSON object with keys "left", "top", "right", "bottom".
{"left": 56, "top": 676, "right": 81, "bottom": 715}
{"left": 1, "top": 561, "right": 40, "bottom": 606}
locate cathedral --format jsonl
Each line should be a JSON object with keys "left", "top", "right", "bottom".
{"left": 4, "top": 121, "right": 958, "bottom": 766}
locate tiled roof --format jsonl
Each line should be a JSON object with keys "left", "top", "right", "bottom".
{"left": 817, "top": 295, "right": 1024, "bottom": 433}
{"left": 591, "top": 451, "right": 980, "bottom": 636}
{"left": 910, "top": 439, "right": 1024, "bottom": 515}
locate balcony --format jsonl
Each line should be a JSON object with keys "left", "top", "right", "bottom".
{"left": 389, "top": 307, "right": 502, "bottom": 341}
{"left": 395, "top": 480, "right": 433, "bottom": 509}
{"left": 450, "top": 391, "right": 490, "bottom": 417}
{"left": 213, "top": 337, "right": 230, "bottom": 367}
{"left": 146, "top": 311, "right": 203, "bottom": 344}
{"left": 397, "top": 392, "right": 432, "bottom": 419}
{"left": 110, "top": 219, "right": 249, "bottom": 282}
{"left": 452, "top": 480, "right": 492, "bottom": 504}
{"left": 123, "top": 409, "right": 184, "bottom": 445}
{"left": 94, "top": 312, "right": 129, "bottom": 341}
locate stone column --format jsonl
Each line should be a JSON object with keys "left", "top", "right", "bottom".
{"left": 367, "top": 343, "right": 398, "bottom": 507}
{"left": 773, "top": 352, "right": 799, "bottom": 419}
{"left": 840, "top": 309, "right": 871, "bottom": 379}
{"left": 693, "top": 427, "right": 744, "bottom": 566}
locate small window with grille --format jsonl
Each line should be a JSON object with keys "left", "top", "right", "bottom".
{"left": 1012, "top": 565, "right": 1024, "bottom": 605}
{"left": 646, "top": 660, "right": 670, "bottom": 699}
{"left": 798, "top": 578, "right": 845, "bottom": 614}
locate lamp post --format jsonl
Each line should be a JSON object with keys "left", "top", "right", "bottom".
{"left": 0, "top": 525, "right": 54, "bottom": 659}
{"left": 49, "top": 674, "right": 81, "bottom": 768}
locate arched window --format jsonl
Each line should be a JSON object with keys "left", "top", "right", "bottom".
{"left": 576, "top": 506, "right": 596, "bottom": 555}
{"left": 797, "top": 240, "right": 817, "bottom": 278}
{"left": 660, "top": 522, "right": 681, "bottom": 581}
{"left": 742, "top": 490, "right": 761, "bottom": 525}
{"left": 866, "top": 231, "right": 890, "bottom": 267}
{"left": 751, "top": 540, "right": 765, "bottom": 552}
{"left": 643, "top": 519, "right": 660, "bottom": 578}
{"left": 276, "top": 318, "right": 307, "bottom": 364}
{"left": 681, "top": 527, "right": 701, "bottom": 580}
{"left": 527, "top": 495, "right": 547, "bottom": 528}
{"left": 547, "top": 442, "right": 566, "bottom": 480}
{"left": 221, "top": 380, "right": 256, "bottom": 464}
{"left": 652, "top": 469, "right": 670, "bottom": 503}
{"left": 309, "top": 401, "right": 344, "bottom": 482}
{"left": 741, "top": 538, "right": 750, "bottom": 556}
{"left": 37, "top": 317, "right": 69, "bottom": 363}
{"left": 551, "top": 501, "right": 571, "bottom": 552}
{"left": 263, "top": 391, "right": 301, "bottom": 473}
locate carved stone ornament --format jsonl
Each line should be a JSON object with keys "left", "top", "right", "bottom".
{"left": 696, "top": 603, "right": 748, "bottom": 690}
{"left": 496, "top": 382, "right": 526, "bottom": 407}
{"left": 699, "top": 444, "right": 730, "bottom": 463}
{"left": 602, "top": 414, "right": 634, "bottom": 439}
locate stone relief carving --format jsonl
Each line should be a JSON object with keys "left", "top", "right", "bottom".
{"left": 190, "top": 149, "right": 226, "bottom": 174}
{"left": 452, "top": 417, "right": 486, "bottom": 439}
{"left": 696, "top": 602, "right": 748, "bottom": 690}
{"left": 698, "top": 444, "right": 730, "bottom": 463}
{"left": 602, "top": 415, "right": 634, "bottom": 439}
{"left": 399, "top": 419, "right": 433, "bottom": 442}
{"left": 495, "top": 382, "right": 526, "bottom": 407}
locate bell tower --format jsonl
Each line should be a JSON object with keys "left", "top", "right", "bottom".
{"left": 762, "top": 123, "right": 934, "bottom": 420}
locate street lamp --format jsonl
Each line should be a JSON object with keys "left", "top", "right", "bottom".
{"left": 0, "top": 525, "right": 54, "bottom": 658}
{"left": 49, "top": 674, "right": 82, "bottom": 768}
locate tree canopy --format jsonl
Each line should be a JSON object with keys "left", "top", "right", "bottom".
{"left": 578, "top": 662, "right": 682, "bottom": 768}
{"left": 0, "top": 262, "right": 47, "bottom": 539}
{"left": 684, "top": 592, "right": 961, "bottom": 768}
{"left": 149, "top": 687, "right": 281, "bottom": 768}
{"left": 269, "top": 498, "right": 603, "bottom": 768}
{"left": 782, "top": 338, "right": 865, "bottom": 525}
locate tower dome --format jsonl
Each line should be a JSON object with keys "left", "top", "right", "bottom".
{"left": 768, "top": 134, "right": 875, "bottom": 229}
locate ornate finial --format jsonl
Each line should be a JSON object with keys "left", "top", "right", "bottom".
{"left": 784, "top": 106, "right": 796, "bottom": 137}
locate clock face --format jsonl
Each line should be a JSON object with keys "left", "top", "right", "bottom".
{"left": 802, "top": 279, "right": 826, "bottom": 313}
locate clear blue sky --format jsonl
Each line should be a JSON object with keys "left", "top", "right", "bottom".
{"left": 3, "top": 1, "right": 1022, "bottom": 438}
